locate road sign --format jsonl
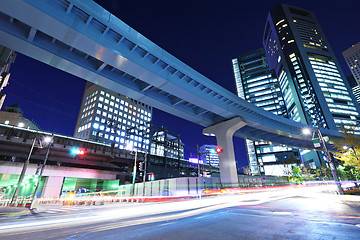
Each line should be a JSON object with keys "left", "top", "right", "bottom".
{"left": 312, "top": 138, "right": 321, "bottom": 148}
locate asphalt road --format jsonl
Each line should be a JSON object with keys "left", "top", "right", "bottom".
{"left": 1, "top": 187, "right": 360, "bottom": 240}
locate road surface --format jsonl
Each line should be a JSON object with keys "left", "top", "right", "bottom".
{"left": 0, "top": 186, "right": 359, "bottom": 239}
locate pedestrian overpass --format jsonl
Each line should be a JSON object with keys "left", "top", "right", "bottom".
{"left": 0, "top": 0, "right": 341, "bottom": 185}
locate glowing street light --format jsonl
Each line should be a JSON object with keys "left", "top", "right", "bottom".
{"left": 302, "top": 128, "right": 311, "bottom": 136}
{"left": 302, "top": 127, "right": 343, "bottom": 195}
{"left": 30, "top": 134, "right": 54, "bottom": 209}
{"left": 11, "top": 134, "right": 53, "bottom": 205}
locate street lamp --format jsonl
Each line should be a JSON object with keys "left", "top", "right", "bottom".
{"left": 10, "top": 136, "right": 38, "bottom": 205}
{"left": 303, "top": 128, "right": 343, "bottom": 194}
{"left": 29, "top": 134, "right": 54, "bottom": 210}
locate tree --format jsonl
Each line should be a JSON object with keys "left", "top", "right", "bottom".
{"left": 332, "top": 123, "right": 360, "bottom": 169}
{"left": 337, "top": 164, "right": 360, "bottom": 181}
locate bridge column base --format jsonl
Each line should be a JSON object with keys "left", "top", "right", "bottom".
{"left": 203, "top": 117, "right": 246, "bottom": 187}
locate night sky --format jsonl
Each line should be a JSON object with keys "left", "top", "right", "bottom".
{"left": 2, "top": 0, "right": 360, "bottom": 171}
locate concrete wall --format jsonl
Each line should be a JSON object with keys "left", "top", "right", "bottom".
{"left": 0, "top": 161, "right": 117, "bottom": 179}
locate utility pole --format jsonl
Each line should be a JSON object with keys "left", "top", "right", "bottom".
{"left": 131, "top": 149, "right": 138, "bottom": 196}
{"left": 30, "top": 134, "right": 53, "bottom": 210}
{"left": 11, "top": 137, "right": 37, "bottom": 205}
{"left": 142, "top": 152, "right": 148, "bottom": 196}
{"left": 317, "top": 129, "right": 343, "bottom": 195}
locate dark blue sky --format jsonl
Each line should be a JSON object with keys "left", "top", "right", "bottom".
{"left": 3, "top": 0, "right": 360, "bottom": 171}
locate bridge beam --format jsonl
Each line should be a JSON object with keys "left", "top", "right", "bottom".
{"left": 203, "top": 117, "right": 247, "bottom": 187}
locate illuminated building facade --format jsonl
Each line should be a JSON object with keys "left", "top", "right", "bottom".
{"left": 74, "top": 82, "right": 152, "bottom": 151}
{"left": 343, "top": 44, "right": 360, "bottom": 106}
{"left": 263, "top": 4, "right": 360, "bottom": 167}
{"left": 199, "top": 145, "right": 220, "bottom": 167}
{"left": 232, "top": 49, "right": 300, "bottom": 175}
{"left": 343, "top": 42, "right": 360, "bottom": 84}
{"left": 0, "top": 103, "right": 41, "bottom": 130}
{"left": 150, "top": 130, "right": 184, "bottom": 159}
{"left": 352, "top": 85, "right": 360, "bottom": 105}
{"left": 0, "top": 45, "right": 16, "bottom": 109}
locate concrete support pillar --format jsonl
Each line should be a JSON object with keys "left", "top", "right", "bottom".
{"left": 41, "top": 176, "right": 64, "bottom": 198}
{"left": 203, "top": 117, "right": 247, "bottom": 187}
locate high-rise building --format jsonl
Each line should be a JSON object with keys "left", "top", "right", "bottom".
{"left": 199, "top": 145, "right": 220, "bottom": 167}
{"left": 232, "top": 49, "right": 300, "bottom": 175}
{"left": 345, "top": 75, "right": 360, "bottom": 105}
{"left": 342, "top": 42, "right": 360, "bottom": 84}
{"left": 352, "top": 85, "right": 360, "bottom": 106}
{"left": 74, "top": 82, "right": 152, "bottom": 151}
{"left": 263, "top": 4, "right": 360, "bottom": 168}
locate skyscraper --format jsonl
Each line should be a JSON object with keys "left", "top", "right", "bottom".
{"left": 232, "top": 49, "right": 300, "bottom": 175}
{"left": 263, "top": 4, "right": 360, "bottom": 167}
{"left": 343, "top": 44, "right": 360, "bottom": 106}
{"left": 74, "top": 82, "right": 152, "bottom": 152}
{"left": 342, "top": 42, "right": 360, "bottom": 84}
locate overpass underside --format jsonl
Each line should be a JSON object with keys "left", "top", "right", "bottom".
{"left": 0, "top": 0, "right": 341, "bottom": 186}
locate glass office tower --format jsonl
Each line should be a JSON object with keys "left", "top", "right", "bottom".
{"left": 74, "top": 82, "right": 152, "bottom": 152}
{"left": 343, "top": 44, "right": 360, "bottom": 106}
{"left": 263, "top": 4, "right": 360, "bottom": 167}
{"left": 232, "top": 49, "right": 300, "bottom": 175}
{"left": 343, "top": 42, "right": 360, "bottom": 84}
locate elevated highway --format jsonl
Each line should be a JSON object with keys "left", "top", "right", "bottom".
{"left": 0, "top": 0, "right": 341, "bottom": 184}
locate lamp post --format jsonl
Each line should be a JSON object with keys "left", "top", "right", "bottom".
{"left": 10, "top": 137, "right": 38, "bottom": 205}
{"left": 303, "top": 128, "right": 343, "bottom": 195}
{"left": 29, "top": 134, "right": 53, "bottom": 210}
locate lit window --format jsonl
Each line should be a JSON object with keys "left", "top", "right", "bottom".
{"left": 18, "top": 122, "right": 25, "bottom": 128}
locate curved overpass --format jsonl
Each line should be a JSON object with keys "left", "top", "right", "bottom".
{"left": 0, "top": 0, "right": 341, "bottom": 150}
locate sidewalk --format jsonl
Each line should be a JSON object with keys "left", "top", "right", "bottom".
{"left": 0, "top": 207, "right": 31, "bottom": 218}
